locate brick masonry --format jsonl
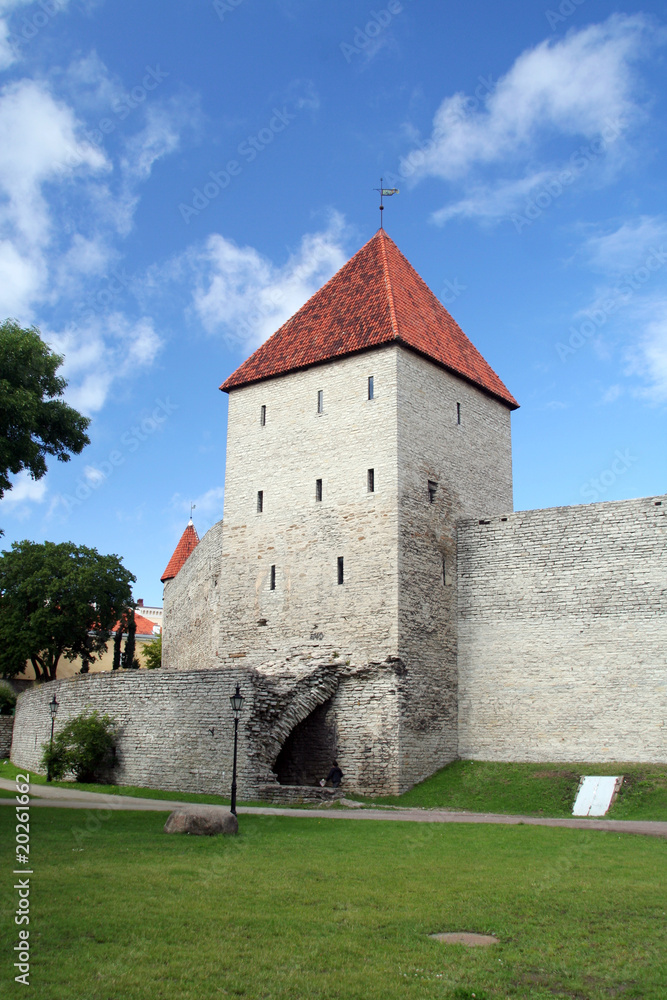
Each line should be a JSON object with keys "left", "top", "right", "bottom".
{"left": 457, "top": 495, "right": 667, "bottom": 762}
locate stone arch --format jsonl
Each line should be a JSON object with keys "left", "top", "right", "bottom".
{"left": 273, "top": 697, "right": 337, "bottom": 785}
{"left": 248, "top": 662, "right": 339, "bottom": 786}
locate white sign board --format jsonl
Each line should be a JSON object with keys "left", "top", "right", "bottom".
{"left": 572, "top": 776, "right": 620, "bottom": 817}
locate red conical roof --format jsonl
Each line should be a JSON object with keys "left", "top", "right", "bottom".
{"left": 220, "top": 229, "right": 518, "bottom": 409}
{"left": 161, "top": 521, "right": 199, "bottom": 583}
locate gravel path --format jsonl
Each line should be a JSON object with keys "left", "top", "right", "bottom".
{"left": 1, "top": 778, "right": 664, "bottom": 837}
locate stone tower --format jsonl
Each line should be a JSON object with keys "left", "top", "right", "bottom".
{"left": 210, "top": 229, "right": 518, "bottom": 792}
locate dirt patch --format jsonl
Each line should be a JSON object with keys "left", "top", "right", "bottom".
{"left": 429, "top": 932, "right": 498, "bottom": 947}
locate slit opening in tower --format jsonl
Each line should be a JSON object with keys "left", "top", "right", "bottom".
{"left": 272, "top": 698, "right": 336, "bottom": 786}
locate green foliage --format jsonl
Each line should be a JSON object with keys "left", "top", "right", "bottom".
{"left": 0, "top": 320, "right": 90, "bottom": 507}
{"left": 0, "top": 681, "right": 16, "bottom": 715}
{"left": 41, "top": 709, "right": 117, "bottom": 783}
{"left": 121, "top": 607, "right": 138, "bottom": 669}
{"left": 0, "top": 539, "right": 135, "bottom": 681}
{"left": 143, "top": 632, "right": 162, "bottom": 670}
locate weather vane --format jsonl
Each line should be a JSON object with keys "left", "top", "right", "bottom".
{"left": 374, "top": 178, "right": 399, "bottom": 228}
{"left": 190, "top": 502, "right": 196, "bottom": 521}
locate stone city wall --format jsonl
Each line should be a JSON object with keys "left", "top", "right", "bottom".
{"left": 10, "top": 658, "right": 404, "bottom": 797}
{"left": 457, "top": 495, "right": 667, "bottom": 763}
{"left": 0, "top": 716, "right": 14, "bottom": 758}
{"left": 162, "top": 519, "right": 224, "bottom": 671}
{"left": 395, "top": 347, "right": 514, "bottom": 789}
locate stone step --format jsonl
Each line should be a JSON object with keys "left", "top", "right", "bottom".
{"left": 257, "top": 783, "right": 344, "bottom": 805}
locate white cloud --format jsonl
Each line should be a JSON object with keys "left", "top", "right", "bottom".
{"left": 0, "top": 469, "right": 47, "bottom": 513}
{"left": 47, "top": 313, "right": 162, "bottom": 414}
{"left": 571, "top": 217, "right": 667, "bottom": 403}
{"left": 624, "top": 300, "right": 667, "bottom": 402}
{"left": 581, "top": 216, "right": 667, "bottom": 274}
{"left": 0, "top": 52, "right": 186, "bottom": 418}
{"left": 182, "top": 214, "right": 349, "bottom": 351}
{"left": 401, "top": 15, "right": 653, "bottom": 224}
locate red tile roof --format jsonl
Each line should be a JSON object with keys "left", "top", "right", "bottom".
{"left": 161, "top": 521, "right": 199, "bottom": 583}
{"left": 112, "top": 611, "right": 161, "bottom": 636}
{"left": 220, "top": 229, "right": 518, "bottom": 409}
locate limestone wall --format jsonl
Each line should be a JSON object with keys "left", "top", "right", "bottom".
{"left": 10, "top": 659, "right": 403, "bottom": 796}
{"left": 395, "top": 348, "right": 514, "bottom": 789}
{"left": 0, "top": 716, "right": 14, "bottom": 757}
{"left": 162, "top": 520, "right": 224, "bottom": 671}
{"left": 218, "top": 346, "right": 401, "bottom": 668}
{"left": 457, "top": 495, "right": 667, "bottom": 763}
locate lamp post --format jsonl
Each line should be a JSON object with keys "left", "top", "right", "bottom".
{"left": 229, "top": 684, "right": 244, "bottom": 815}
{"left": 46, "top": 693, "right": 59, "bottom": 783}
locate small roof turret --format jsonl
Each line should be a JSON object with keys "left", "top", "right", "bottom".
{"left": 161, "top": 519, "right": 199, "bottom": 583}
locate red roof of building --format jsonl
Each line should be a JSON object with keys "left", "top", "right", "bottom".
{"left": 112, "top": 611, "right": 161, "bottom": 636}
{"left": 161, "top": 521, "right": 199, "bottom": 583}
{"left": 220, "top": 229, "right": 518, "bottom": 409}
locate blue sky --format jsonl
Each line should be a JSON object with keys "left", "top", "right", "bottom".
{"left": 0, "top": 0, "right": 665, "bottom": 606}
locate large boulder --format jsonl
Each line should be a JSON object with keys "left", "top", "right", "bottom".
{"left": 164, "top": 806, "right": 238, "bottom": 836}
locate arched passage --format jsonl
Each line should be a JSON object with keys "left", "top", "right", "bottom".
{"left": 273, "top": 698, "right": 336, "bottom": 786}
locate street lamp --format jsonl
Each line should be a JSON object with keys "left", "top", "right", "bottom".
{"left": 46, "top": 693, "right": 59, "bottom": 783}
{"left": 229, "top": 684, "right": 244, "bottom": 816}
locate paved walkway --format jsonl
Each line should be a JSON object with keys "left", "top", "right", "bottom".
{"left": 1, "top": 778, "right": 665, "bottom": 837}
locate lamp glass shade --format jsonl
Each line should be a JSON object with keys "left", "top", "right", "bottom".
{"left": 229, "top": 686, "right": 244, "bottom": 714}
{"left": 49, "top": 695, "right": 59, "bottom": 720}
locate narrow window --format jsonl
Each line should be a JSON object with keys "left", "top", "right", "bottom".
{"left": 337, "top": 556, "right": 344, "bottom": 585}
{"left": 368, "top": 376, "right": 374, "bottom": 400}
{"left": 316, "top": 478, "right": 323, "bottom": 502}
{"left": 428, "top": 480, "right": 437, "bottom": 504}
{"left": 270, "top": 564, "right": 276, "bottom": 590}
{"left": 260, "top": 404, "right": 266, "bottom": 426}
{"left": 367, "top": 468, "right": 375, "bottom": 493}
{"left": 442, "top": 555, "right": 447, "bottom": 586}
{"left": 257, "top": 490, "right": 263, "bottom": 513}
{"left": 317, "top": 389, "right": 323, "bottom": 414}
{"left": 456, "top": 402, "right": 461, "bottom": 425}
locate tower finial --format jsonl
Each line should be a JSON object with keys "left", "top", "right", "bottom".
{"left": 189, "top": 502, "right": 196, "bottom": 525}
{"left": 373, "top": 178, "right": 399, "bottom": 229}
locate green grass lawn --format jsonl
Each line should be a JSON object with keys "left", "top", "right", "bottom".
{"left": 0, "top": 808, "right": 664, "bottom": 1000}
{"left": 356, "top": 760, "right": 667, "bottom": 821}
{"left": 3, "top": 758, "right": 666, "bottom": 819}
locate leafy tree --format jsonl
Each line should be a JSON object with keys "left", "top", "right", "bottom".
{"left": 112, "top": 620, "right": 123, "bottom": 671}
{"left": 121, "top": 607, "right": 139, "bottom": 669}
{"left": 41, "top": 709, "right": 117, "bottom": 783}
{"left": 0, "top": 540, "right": 135, "bottom": 682}
{"left": 0, "top": 681, "right": 17, "bottom": 716}
{"left": 143, "top": 632, "right": 162, "bottom": 670}
{"left": 0, "top": 321, "right": 90, "bottom": 509}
